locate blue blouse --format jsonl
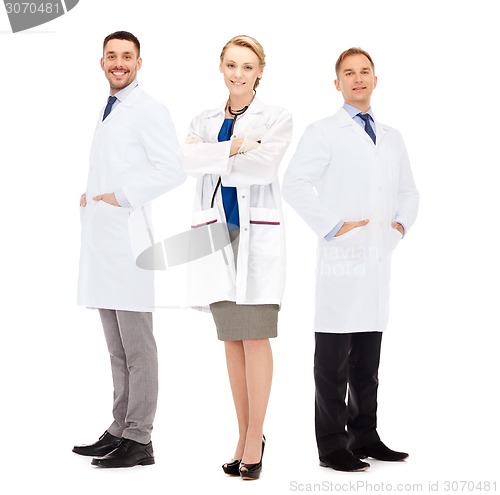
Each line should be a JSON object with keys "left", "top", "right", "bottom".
{"left": 218, "top": 118, "right": 240, "bottom": 229}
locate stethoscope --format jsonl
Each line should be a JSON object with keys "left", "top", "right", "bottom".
{"left": 210, "top": 101, "right": 250, "bottom": 208}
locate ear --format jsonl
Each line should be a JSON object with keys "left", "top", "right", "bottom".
{"left": 137, "top": 57, "right": 143, "bottom": 70}
{"left": 373, "top": 75, "right": 378, "bottom": 89}
{"left": 100, "top": 57, "right": 105, "bottom": 71}
{"left": 334, "top": 79, "right": 341, "bottom": 91}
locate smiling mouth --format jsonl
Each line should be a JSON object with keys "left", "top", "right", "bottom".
{"left": 231, "top": 80, "right": 245, "bottom": 86}
{"left": 111, "top": 70, "right": 128, "bottom": 77}
{"left": 353, "top": 86, "right": 366, "bottom": 91}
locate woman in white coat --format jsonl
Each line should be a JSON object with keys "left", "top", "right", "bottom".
{"left": 178, "top": 35, "right": 292, "bottom": 480}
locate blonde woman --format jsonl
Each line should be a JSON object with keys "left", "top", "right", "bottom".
{"left": 178, "top": 35, "right": 292, "bottom": 480}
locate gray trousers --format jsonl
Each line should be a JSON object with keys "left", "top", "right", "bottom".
{"left": 99, "top": 309, "right": 158, "bottom": 444}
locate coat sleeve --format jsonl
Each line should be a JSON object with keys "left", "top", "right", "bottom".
{"left": 222, "top": 107, "right": 293, "bottom": 187}
{"left": 121, "top": 102, "right": 186, "bottom": 208}
{"left": 282, "top": 122, "right": 342, "bottom": 238}
{"left": 177, "top": 114, "right": 232, "bottom": 178}
{"left": 394, "top": 138, "right": 419, "bottom": 232}
{"left": 178, "top": 107, "right": 293, "bottom": 187}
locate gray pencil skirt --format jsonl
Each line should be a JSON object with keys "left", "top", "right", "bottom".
{"left": 209, "top": 228, "right": 279, "bottom": 342}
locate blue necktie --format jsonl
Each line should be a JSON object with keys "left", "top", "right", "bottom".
{"left": 357, "top": 112, "right": 376, "bottom": 144}
{"left": 102, "top": 96, "right": 117, "bottom": 121}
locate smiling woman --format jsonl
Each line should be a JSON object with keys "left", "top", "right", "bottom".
{"left": 219, "top": 35, "right": 265, "bottom": 94}
{"left": 177, "top": 34, "right": 293, "bottom": 481}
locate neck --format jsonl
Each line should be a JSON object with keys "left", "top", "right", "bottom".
{"left": 228, "top": 93, "right": 254, "bottom": 111}
{"left": 347, "top": 100, "right": 371, "bottom": 113}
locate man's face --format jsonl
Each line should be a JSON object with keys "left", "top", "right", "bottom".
{"left": 100, "top": 38, "right": 142, "bottom": 95}
{"left": 334, "top": 54, "right": 377, "bottom": 110}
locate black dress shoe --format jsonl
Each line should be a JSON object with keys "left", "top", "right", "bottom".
{"left": 240, "top": 435, "right": 266, "bottom": 481}
{"left": 222, "top": 459, "right": 241, "bottom": 476}
{"left": 320, "top": 448, "right": 370, "bottom": 472}
{"left": 352, "top": 440, "right": 408, "bottom": 461}
{"left": 72, "top": 431, "right": 122, "bottom": 457}
{"left": 91, "top": 438, "right": 155, "bottom": 468}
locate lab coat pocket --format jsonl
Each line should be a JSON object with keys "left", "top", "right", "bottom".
{"left": 191, "top": 208, "right": 218, "bottom": 229}
{"left": 186, "top": 207, "right": 234, "bottom": 306}
{"left": 386, "top": 226, "right": 403, "bottom": 253}
{"left": 249, "top": 207, "right": 281, "bottom": 256}
{"left": 327, "top": 226, "right": 366, "bottom": 258}
{"left": 331, "top": 226, "right": 364, "bottom": 242}
{"left": 189, "top": 207, "right": 230, "bottom": 263}
{"left": 94, "top": 200, "right": 130, "bottom": 232}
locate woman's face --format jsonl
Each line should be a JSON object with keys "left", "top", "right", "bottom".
{"left": 220, "top": 45, "right": 263, "bottom": 99}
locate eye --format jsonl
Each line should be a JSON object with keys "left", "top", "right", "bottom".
{"left": 244, "top": 66, "right": 253, "bottom": 71}
{"left": 227, "top": 63, "right": 235, "bottom": 69}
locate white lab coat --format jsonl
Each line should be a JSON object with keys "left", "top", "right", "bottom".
{"left": 178, "top": 98, "right": 292, "bottom": 307}
{"left": 283, "top": 107, "right": 419, "bottom": 332}
{"left": 77, "top": 86, "right": 186, "bottom": 311}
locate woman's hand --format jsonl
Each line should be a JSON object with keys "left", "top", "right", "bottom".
{"left": 238, "top": 138, "right": 260, "bottom": 154}
{"left": 230, "top": 138, "right": 244, "bottom": 156}
{"left": 185, "top": 134, "right": 204, "bottom": 144}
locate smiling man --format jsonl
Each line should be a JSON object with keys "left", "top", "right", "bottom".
{"left": 283, "top": 48, "right": 419, "bottom": 472}
{"left": 73, "top": 31, "right": 185, "bottom": 468}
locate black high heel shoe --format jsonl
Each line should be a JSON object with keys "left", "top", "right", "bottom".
{"left": 240, "top": 436, "right": 266, "bottom": 481}
{"left": 222, "top": 459, "right": 241, "bottom": 476}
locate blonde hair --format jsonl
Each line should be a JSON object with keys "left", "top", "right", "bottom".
{"left": 220, "top": 35, "right": 266, "bottom": 89}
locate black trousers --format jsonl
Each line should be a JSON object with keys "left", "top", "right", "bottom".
{"left": 314, "top": 331, "right": 383, "bottom": 457}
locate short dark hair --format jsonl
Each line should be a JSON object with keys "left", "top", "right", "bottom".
{"left": 103, "top": 31, "right": 140, "bottom": 56}
{"left": 335, "top": 47, "right": 375, "bottom": 77}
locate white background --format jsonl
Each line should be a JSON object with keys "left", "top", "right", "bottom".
{"left": 1, "top": 0, "right": 499, "bottom": 494}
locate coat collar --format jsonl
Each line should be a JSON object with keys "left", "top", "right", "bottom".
{"left": 100, "top": 86, "right": 144, "bottom": 125}
{"left": 335, "top": 106, "right": 389, "bottom": 145}
{"left": 205, "top": 96, "right": 266, "bottom": 119}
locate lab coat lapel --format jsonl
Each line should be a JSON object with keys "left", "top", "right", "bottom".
{"left": 336, "top": 107, "right": 379, "bottom": 146}
{"left": 99, "top": 86, "right": 144, "bottom": 126}
{"left": 373, "top": 120, "right": 389, "bottom": 146}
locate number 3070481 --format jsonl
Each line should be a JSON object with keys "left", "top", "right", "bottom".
{"left": 5, "top": 3, "right": 61, "bottom": 14}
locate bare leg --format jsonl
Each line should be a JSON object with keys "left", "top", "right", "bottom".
{"left": 241, "top": 338, "right": 273, "bottom": 467}
{"left": 224, "top": 340, "right": 249, "bottom": 462}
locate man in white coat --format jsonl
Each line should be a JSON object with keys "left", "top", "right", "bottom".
{"left": 73, "top": 31, "right": 186, "bottom": 468}
{"left": 283, "top": 48, "right": 419, "bottom": 472}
